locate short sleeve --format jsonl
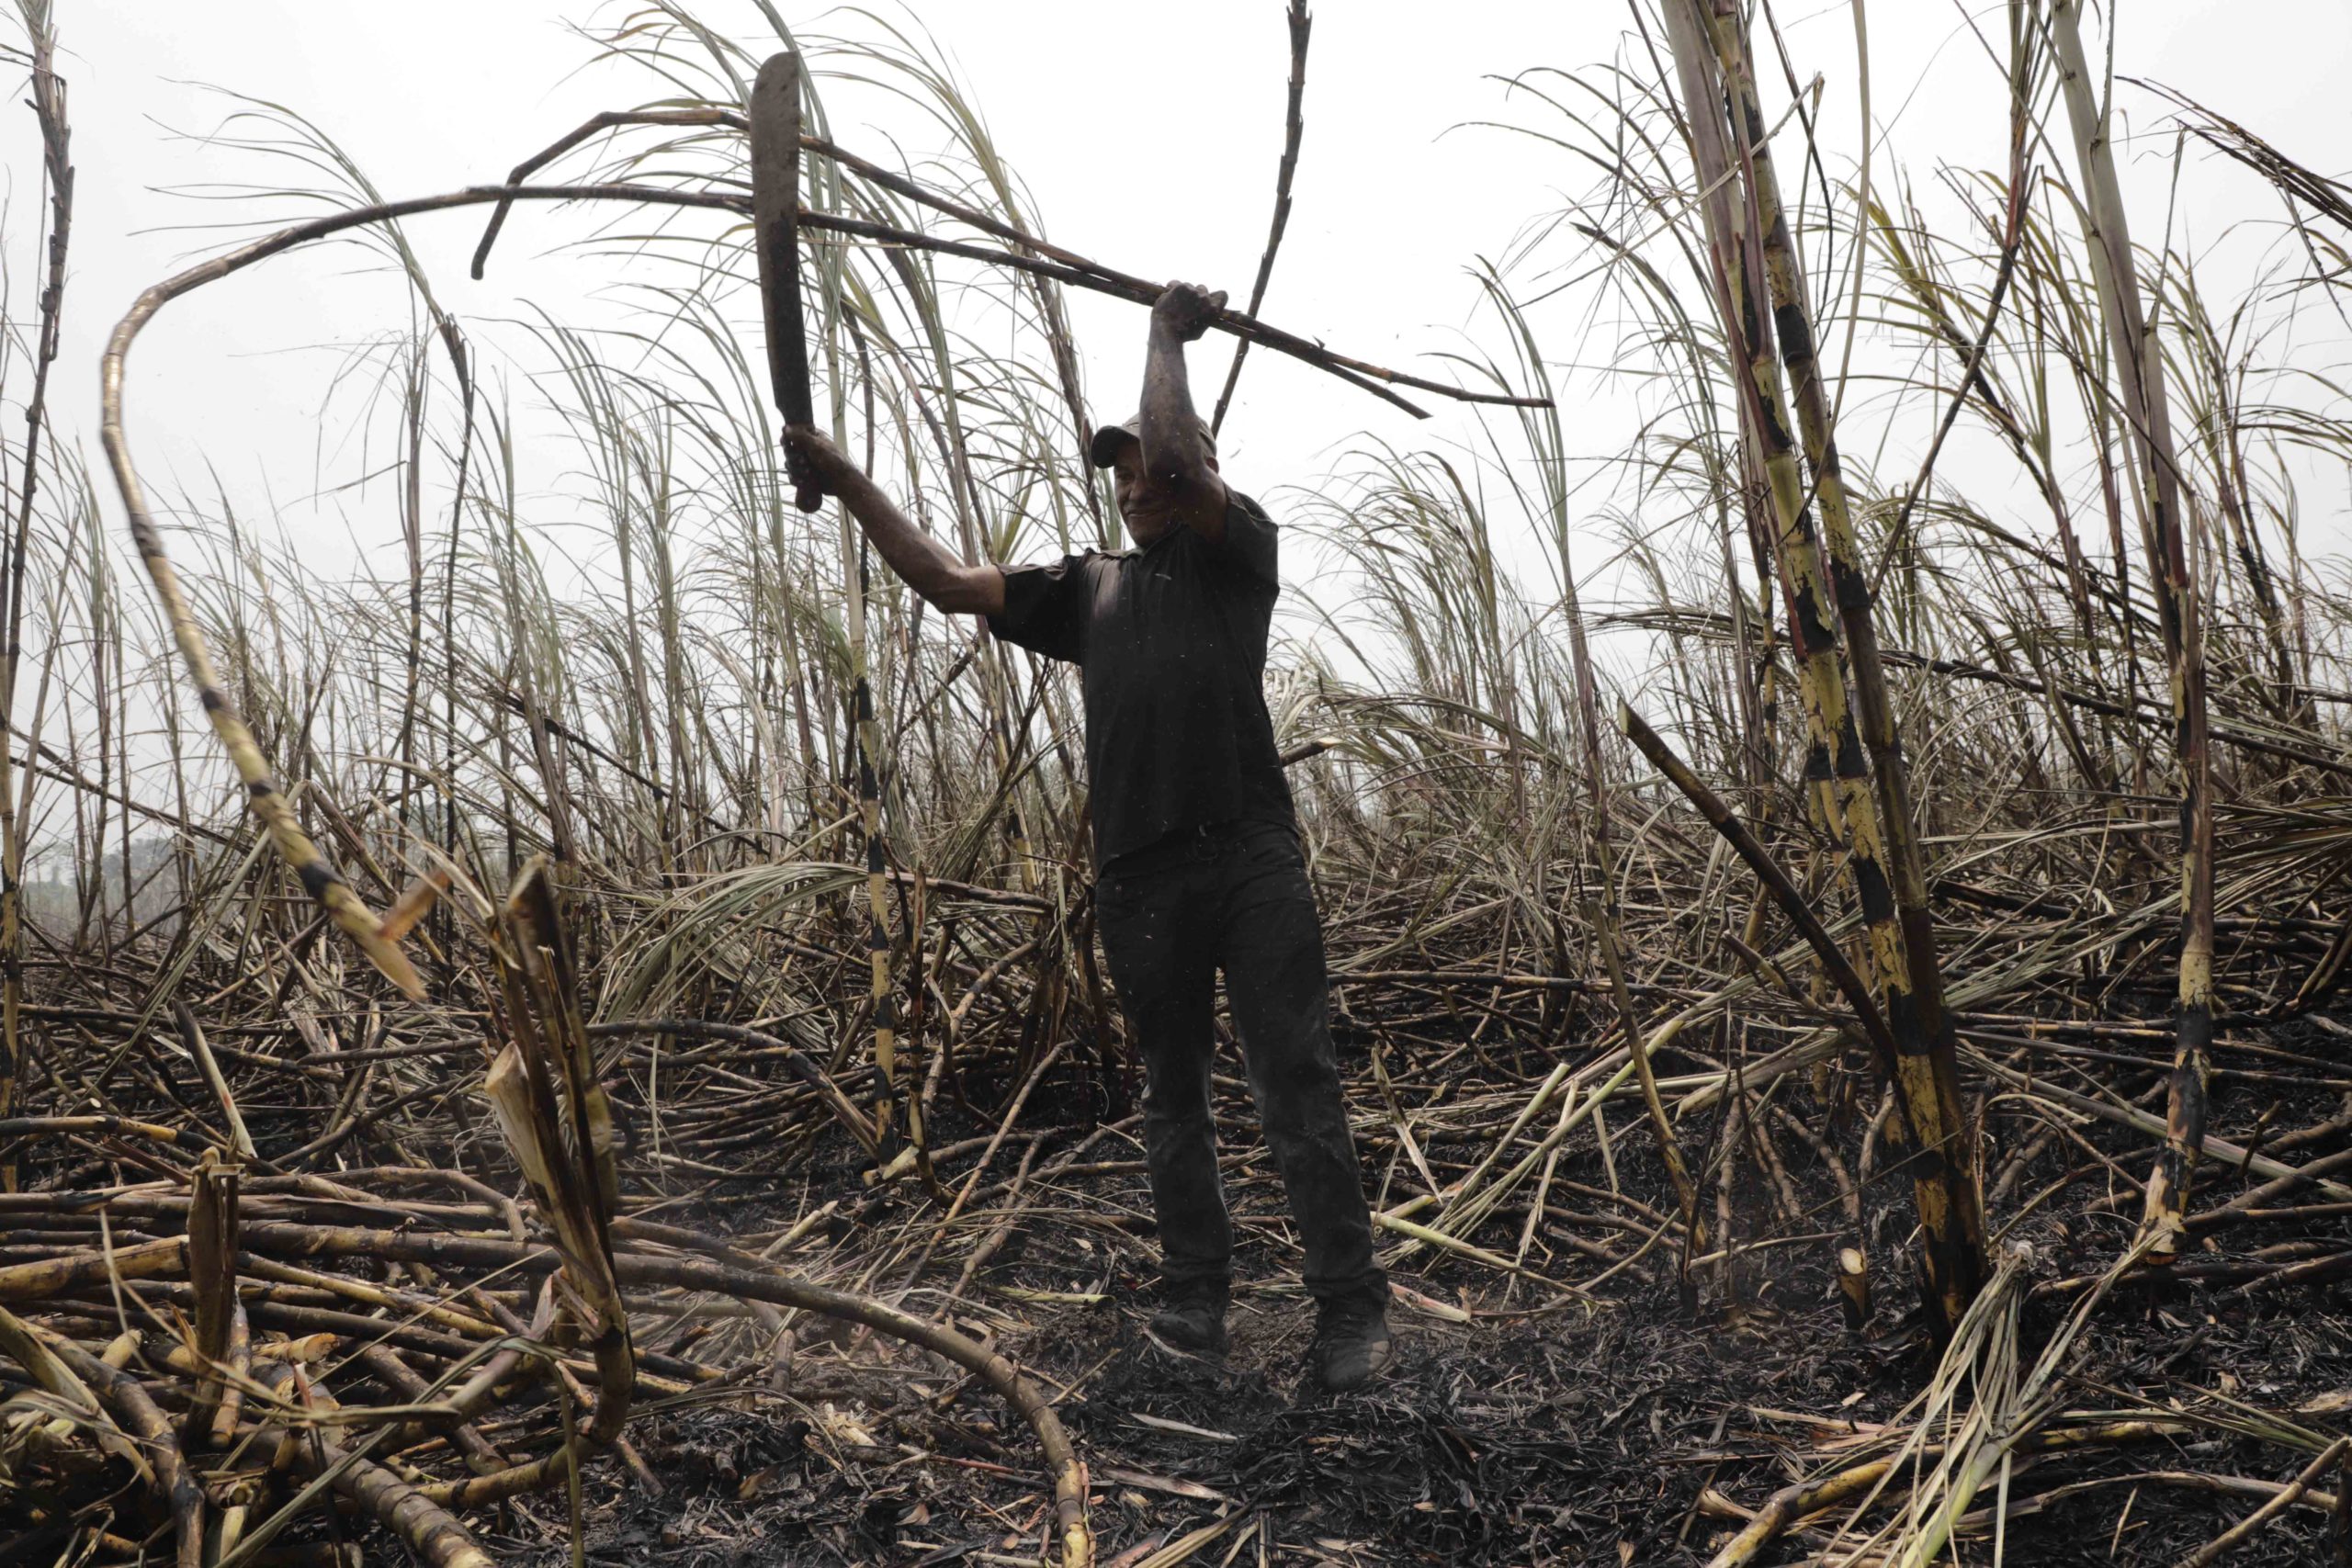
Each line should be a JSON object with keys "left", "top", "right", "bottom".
{"left": 988, "top": 554, "right": 1092, "bottom": 664}
{"left": 1204, "top": 490, "right": 1279, "bottom": 587}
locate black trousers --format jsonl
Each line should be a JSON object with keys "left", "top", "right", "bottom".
{"left": 1094, "top": 819, "right": 1384, "bottom": 1304}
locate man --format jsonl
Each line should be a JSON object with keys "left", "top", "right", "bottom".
{"left": 785, "top": 281, "right": 1393, "bottom": 1393}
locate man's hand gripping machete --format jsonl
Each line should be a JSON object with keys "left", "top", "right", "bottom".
{"left": 752, "top": 51, "right": 824, "bottom": 513}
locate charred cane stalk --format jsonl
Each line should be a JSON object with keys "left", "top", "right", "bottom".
{"left": 1690, "top": 0, "right": 1986, "bottom": 1325}
{"left": 0, "top": 8, "right": 70, "bottom": 1186}
{"left": 2051, "top": 0, "right": 2215, "bottom": 1263}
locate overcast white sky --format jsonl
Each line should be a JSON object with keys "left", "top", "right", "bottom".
{"left": 39, "top": 1, "right": 2352, "bottom": 601}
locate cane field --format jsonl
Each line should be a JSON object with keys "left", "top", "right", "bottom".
{"left": 5, "top": 1, "right": 2352, "bottom": 1563}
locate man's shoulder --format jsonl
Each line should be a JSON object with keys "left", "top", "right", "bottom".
{"left": 1159, "top": 491, "right": 1279, "bottom": 551}
{"left": 1227, "top": 489, "right": 1276, "bottom": 525}
{"left": 1045, "top": 547, "right": 1131, "bottom": 604}
{"left": 1075, "top": 547, "right": 1134, "bottom": 585}
{"left": 1012, "top": 547, "right": 1125, "bottom": 577}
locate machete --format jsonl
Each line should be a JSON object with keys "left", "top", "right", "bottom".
{"left": 750, "top": 51, "right": 824, "bottom": 513}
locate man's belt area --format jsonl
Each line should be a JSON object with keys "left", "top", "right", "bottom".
{"left": 1100, "top": 818, "right": 1289, "bottom": 881}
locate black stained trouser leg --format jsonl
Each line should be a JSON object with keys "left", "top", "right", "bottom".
{"left": 1095, "top": 822, "right": 1385, "bottom": 1304}
{"left": 1216, "top": 822, "right": 1384, "bottom": 1303}
{"left": 1097, "top": 848, "right": 1227, "bottom": 1292}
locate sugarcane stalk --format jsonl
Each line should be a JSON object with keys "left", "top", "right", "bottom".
{"left": 1571, "top": 595, "right": 1700, "bottom": 1245}
{"left": 485, "top": 860, "right": 633, "bottom": 1443}
{"left": 308, "top": 1433, "right": 495, "bottom": 1568}
{"left": 209, "top": 1300, "right": 251, "bottom": 1449}
{"left": 839, "top": 325, "right": 924, "bottom": 1176}
{"left": 1662, "top": 0, "right": 1983, "bottom": 1334}
{"left": 1477, "top": 265, "right": 1705, "bottom": 1255}
{"left": 1621, "top": 703, "right": 1900, "bottom": 1069}
{"left": 2050, "top": 0, "right": 2214, "bottom": 1264}
{"left": 185, "top": 1152, "right": 239, "bottom": 1438}
{"left": 0, "top": 13, "right": 70, "bottom": 1192}
{"left": 49, "top": 1333, "right": 206, "bottom": 1568}
{"left": 1692, "top": 0, "right": 1987, "bottom": 1323}
{"left": 1209, "top": 0, "right": 1312, "bottom": 435}
{"left": 853, "top": 550, "right": 912, "bottom": 1163}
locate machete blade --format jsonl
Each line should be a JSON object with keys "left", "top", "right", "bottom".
{"left": 750, "top": 50, "right": 823, "bottom": 513}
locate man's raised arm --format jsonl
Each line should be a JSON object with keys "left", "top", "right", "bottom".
{"left": 1138, "top": 282, "right": 1233, "bottom": 541}
{"left": 783, "top": 425, "right": 1005, "bottom": 617}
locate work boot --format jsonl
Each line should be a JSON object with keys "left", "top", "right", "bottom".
{"left": 1308, "top": 1290, "right": 1395, "bottom": 1393}
{"left": 1146, "top": 1278, "right": 1230, "bottom": 1358}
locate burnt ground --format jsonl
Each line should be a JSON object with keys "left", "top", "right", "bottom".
{"left": 481, "top": 1023, "right": 2352, "bottom": 1568}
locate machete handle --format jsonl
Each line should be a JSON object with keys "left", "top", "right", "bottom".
{"left": 751, "top": 51, "right": 822, "bottom": 513}
{"left": 787, "top": 456, "right": 825, "bottom": 515}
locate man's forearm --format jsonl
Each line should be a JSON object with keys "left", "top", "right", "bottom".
{"left": 834, "top": 468, "right": 1000, "bottom": 615}
{"left": 1138, "top": 322, "right": 1214, "bottom": 490}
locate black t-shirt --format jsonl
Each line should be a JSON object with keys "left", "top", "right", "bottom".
{"left": 988, "top": 491, "right": 1297, "bottom": 869}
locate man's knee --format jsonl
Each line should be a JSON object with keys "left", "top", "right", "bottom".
{"left": 1239, "top": 998, "right": 1341, "bottom": 1089}
{"left": 1141, "top": 1089, "right": 1216, "bottom": 1134}
{"left": 1225, "top": 919, "right": 1332, "bottom": 1047}
{"left": 1254, "top": 1047, "right": 1351, "bottom": 1137}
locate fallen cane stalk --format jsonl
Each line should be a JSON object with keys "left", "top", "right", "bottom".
{"left": 310, "top": 1434, "right": 494, "bottom": 1568}
{"left": 228, "top": 1219, "right": 1092, "bottom": 1568}
{"left": 1374, "top": 1210, "right": 1588, "bottom": 1295}
{"left": 42, "top": 1330, "right": 207, "bottom": 1568}
{"left": 208, "top": 1333, "right": 526, "bottom": 1568}
{"left": 2174, "top": 1437, "right": 2349, "bottom": 1568}
{"left": 1704, "top": 1457, "right": 1900, "bottom": 1568}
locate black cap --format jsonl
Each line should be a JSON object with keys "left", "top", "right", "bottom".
{"left": 1088, "top": 413, "right": 1217, "bottom": 469}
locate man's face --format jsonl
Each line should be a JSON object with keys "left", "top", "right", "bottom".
{"left": 1109, "top": 443, "right": 1166, "bottom": 544}
{"left": 1109, "top": 438, "right": 1214, "bottom": 545}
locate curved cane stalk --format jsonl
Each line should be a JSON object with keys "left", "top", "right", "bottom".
{"left": 97, "top": 181, "right": 741, "bottom": 1001}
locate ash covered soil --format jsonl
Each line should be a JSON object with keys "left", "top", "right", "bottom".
{"left": 487, "top": 1049, "right": 2352, "bottom": 1568}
